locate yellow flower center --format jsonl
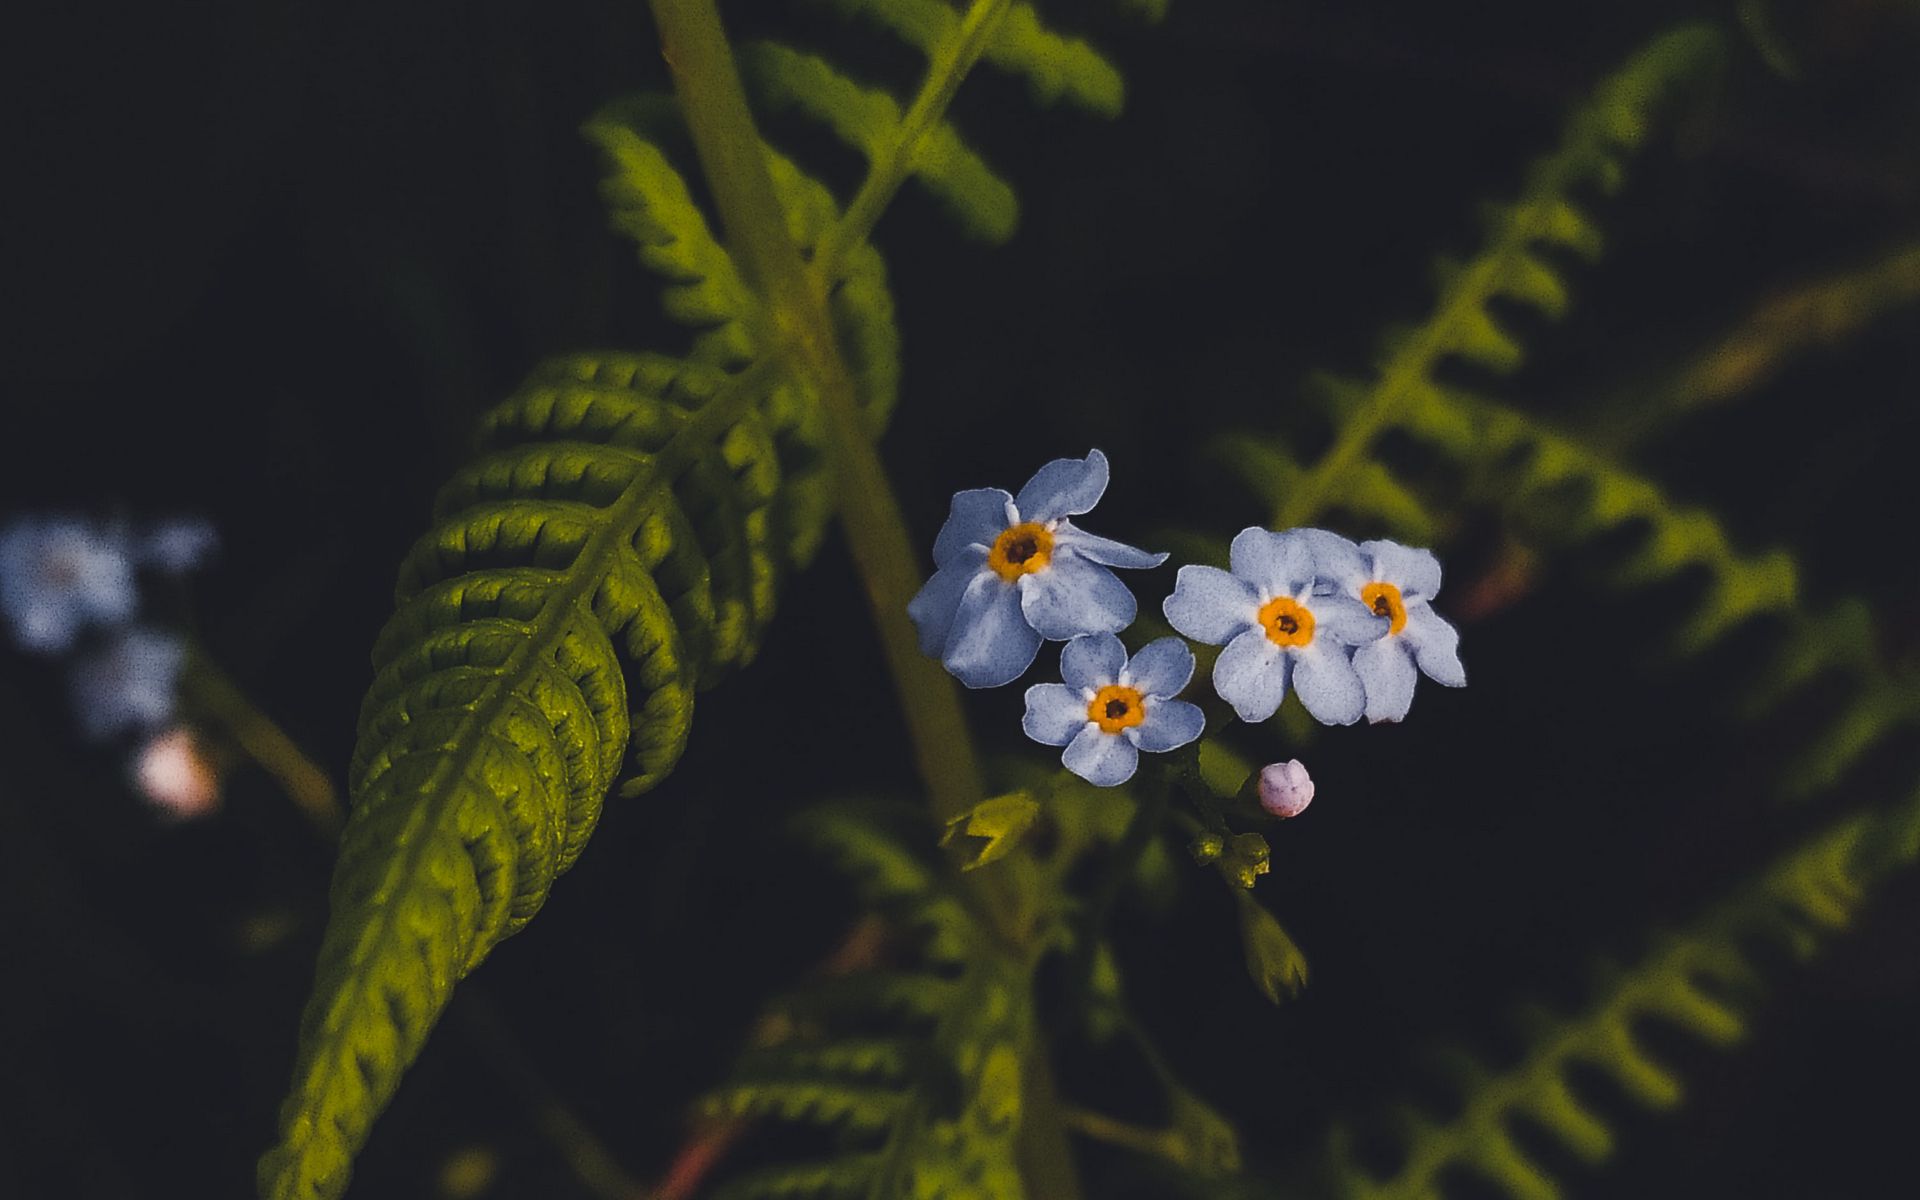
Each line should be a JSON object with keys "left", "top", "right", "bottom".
{"left": 1257, "top": 595, "right": 1315, "bottom": 647}
{"left": 1361, "top": 581, "right": 1407, "bottom": 635}
{"left": 987, "top": 522, "right": 1054, "bottom": 582}
{"left": 1087, "top": 684, "right": 1146, "bottom": 734}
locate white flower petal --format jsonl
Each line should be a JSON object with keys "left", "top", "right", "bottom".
{"left": 1212, "top": 626, "right": 1290, "bottom": 723}
{"left": 1023, "top": 683, "right": 1090, "bottom": 747}
{"left": 942, "top": 572, "right": 1042, "bottom": 688}
{"left": 1403, "top": 604, "right": 1467, "bottom": 686}
{"left": 1309, "top": 593, "right": 1390, "bottom": 646}
{"left": 1229, "top": 527, "right": 1314, "bottom": 598}
{"left": 1062, "top": 723, "right": 1140, "bottom": 787}
{"left": 932, "top": 488, "right": 1013, "bottom": 565}
{"left": 1360, "top": 539, "right": 1443, "bottom": 601}
{"left": 1061, "top": 632, "right": 1126, "bottom": 691}
{"left": 1018, "top": 552, "right": 1136, "bottom": 640}
{"left": 1162, "top": 565, "right": 1259, "bottom": 645}
{"left": 907, "top": 545, "right": 987, "bottom": 655}
{"left": 1294, "top": 527, "right": 1369, "bottom": 594}
{"left": 1052, "top": 522, "right": 1167, "bottom": 569}
{"left": 1132, "top": 697, "right": 1204, "bottom": 752}
{"left": 1353, "top": 638, "right": 1418, "bottom": 723}
{"left": 1124, "top": 636, "right": 1194, "bottom": 698}
{"left": 1014, "top": 449, "right": 1109, "bottom": 524}
{"left": 1292, "top": 643, "right": 1366, "bottom": 726}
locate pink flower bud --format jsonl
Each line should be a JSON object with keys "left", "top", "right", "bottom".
{"left": 1257, "top": 759, "right": 1314, "bottom": 819}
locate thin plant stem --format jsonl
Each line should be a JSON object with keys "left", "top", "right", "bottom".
{"left": 180, "top": 649, "right": 342, "bottom": 838}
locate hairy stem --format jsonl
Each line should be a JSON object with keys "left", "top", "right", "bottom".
{"left": 651, "top": 0, "right": 986, "bottom": 825}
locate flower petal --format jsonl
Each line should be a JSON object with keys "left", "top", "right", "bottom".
{"left": 1014, "top": 449, "right": 1109, "bottom": 524}
{"left": 1403, "top": 604, "right": 1467, "bottom": 686}
{"left": 1212, "top": 626, "right": 1290, "bottom": 723}
{"left": 1294, "top": 527, "right": 1369, "bottom": 594}
{"left": 1053, "top": 522, "right": 1168, "bottom": 570}
{"left": 942, "top": 572, "right": 1043, "bottom": 688}
{"left": 1018, "top": 553, "right": 1136, "bottom": 640}
{"left": 1062, "top": 723, "right": 1140, "bottom": 787}
{"left": 932, "top": 488, "right": 1014, "bottom": 565}
{"left": 1360, "top": 539, "right": 1443, "bottom": 600}
{"left": 1061, "top": 632, "right": 1126, "bottom": 691}
{"left": 907, "top": 545, "right": 987, "bottom": 655}
{"left": 1162, "top": 565, "right": 1259, "bottom": 645}
{"left": 1230, "top": 527, "right": 1314, "bottom": 598}
{"left": 1292, "top": 643, "right": 1367, "bottom": 726}
{"left": 1353, "top": 638, "right": 1418, "bottom": 723}
{"left": 1131, "top": 697, "right": 1205, "bottom": 752}
{"left": 1123, "top": 636, "right": 1194, "bottom": 698}
{"left": 1309, "top": 593, "right": 1389, "bottom": 646}
{"left": 1023, "top": 683, "right": 1091, "bottom": 747}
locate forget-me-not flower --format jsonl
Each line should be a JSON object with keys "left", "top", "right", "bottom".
{"left": 1306, "top": 534, "right": 1466, "bottom": 722}
{"left": 909, "top": 450, "right": 1168, "bottom": 689}
{"left": 0, "top": 516, "right": 138, "bottom": 653}
{"left": 1023, "top": 633, "right": 1205, "bottom": 786}
{"left": 1163, "top": 527, "right": 1387, "bottom": 725}
{"left": 69, "top": 626, "right": 187, "bottom": 741}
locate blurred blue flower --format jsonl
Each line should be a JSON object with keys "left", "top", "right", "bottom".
{"left": 69, "top": 627, "right": 187, "bottom": 741}
{"left": 909, "top": 450, "right": 1167, "bottom": 689}
{"left": 1162, "top": 527, "right": 1387, "bottom": 725}
{"left": 0, "top": 516, "right": 138, "bottom": 652}
{"left": 1313, "top": 536, "right": 1467, "bottom": 722}
{"left": 139, "top": 518, "right": 219, "bottom": 573}
{"left": 1023, "top": 633, "right": 1204, "bottom": 787}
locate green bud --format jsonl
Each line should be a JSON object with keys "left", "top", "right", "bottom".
{"left": 1220, "top": 831, "right": 1270, "bottom": 889}
{"left": 1188, "top": 832, "right": 1225, "bottom": 864}
{"left": 940, "top": 791, "right": 1041, "bottom": 871}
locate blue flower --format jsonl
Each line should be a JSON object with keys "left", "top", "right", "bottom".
{"left": 908, "top": 450, "right": 1168, "bottom": 689}
{"left": 1162, "top": 527, "right": 1387, "bottom": 725}
{"left": 1308, "top": 534, "right": 1466, "bottom": 722}
{"left": 69, "top": 626, "right": 186, "bottom": 741}
{"left": 0, "top": 516, "right": 138, "bottom": 653}
{"left": 1023, "top": 633, "right": 1205, "bottom": 786}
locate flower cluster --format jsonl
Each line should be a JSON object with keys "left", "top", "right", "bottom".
{"left": 0, "top": 514, "right": 220, "bottom": 815}
{"left": 908, "top": 451, "right": 1466, "bottom": 788}
{"left": 1163, "top": 527, "right": 1465, "bottom": 725}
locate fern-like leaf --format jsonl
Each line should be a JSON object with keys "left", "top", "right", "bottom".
{"left": 701, "top": 804, "right": 1034, "bottom": 1200}
{"left": 259, "top": 351, "right": 834, "bottom": 1200}
{"left": 263, "top": 1, "right": 1153, "bottom": 1193}
{"left": 1327, "top": 793, "right": 1920, "bottom": 1200}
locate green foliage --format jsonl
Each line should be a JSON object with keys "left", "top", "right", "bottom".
{"left": 259, "top": 2, "right": 1153, "bottom": 1196}
{"left": 1218, "top": 22, "right": 1920, "bottom": 799}
{"left": 1326, "top": 792, "right": 1920, "bottom": 1200}
{"left": 258, "top": 350, "right": 837, "bottom": 1200}
{"left": 704, "top": 805, "right": 1035, "bottom": 1200}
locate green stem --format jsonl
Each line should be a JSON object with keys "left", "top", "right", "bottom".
{"left": 181, "top": 649, "right": 342, "bottom": 838}
{"left": 811, "top": 0, "right": 1013, "bottom": 281}
{"left": 650, "top": 0, "right": 984, "bottom": 825}
{"left": 644, "top": 2, "right": 1079, "bottom": 1194}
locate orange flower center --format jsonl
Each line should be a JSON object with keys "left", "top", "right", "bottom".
{"left": 1087, "top": 684, "right": 1146, "bottom": 734}
{"left": 987, "top": 522, "right": 1054, "bottom": 582}
{"left": 1361, "top": 581, "right": 1407, "bottom": 635}
{"left": 1257, "top": 595, "right": 1315, "bottom": 647}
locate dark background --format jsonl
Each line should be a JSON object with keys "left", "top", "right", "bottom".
{"left": 4, "top": 0, "right": 1919, "bottom": 1197}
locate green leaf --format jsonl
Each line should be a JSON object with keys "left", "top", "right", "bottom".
{"left": 1235, "top": 891, "right": 1309, "bottom": 1005}
{"left": 942, "top": 790, "right": 1044, "bottom": 870}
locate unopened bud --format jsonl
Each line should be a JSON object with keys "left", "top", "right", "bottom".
{"left": 1257, "top": 759, "right": 1314, "bottom": 819}
{"left": 1189, "top": 832, "right": 1225, "bottom": 864}
{"left": 1223, "top": 832, "right": 1270, "bottom": 889}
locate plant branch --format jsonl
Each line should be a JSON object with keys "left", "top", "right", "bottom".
{"left": 650, "top": 0, "right": 985, "bottom": 826}
{"left": 180, "top": 649, "right": 341, "bottom": 838}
